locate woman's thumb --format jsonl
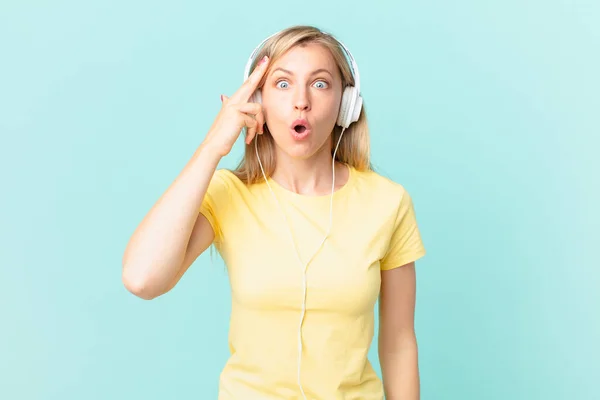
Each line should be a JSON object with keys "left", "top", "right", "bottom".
{"left": 220, "top": 94, "right": 229, "bottom": 103}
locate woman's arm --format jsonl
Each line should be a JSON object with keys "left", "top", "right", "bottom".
{"left": 379, "top": 261, "right": 420, "bottom": 400}
{"left": 121, "top": 143, "right": 222, "bottom": 300}
{"left": 121, "top": 55, "right": 271, "bottom": 300}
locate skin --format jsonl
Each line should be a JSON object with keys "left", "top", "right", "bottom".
{"left": 260, "top": 42, "right": 347, "bottom": 195}
{"left": 222, "top": 42, "right": 349, "bottom": 195}
{"left": 380, "top": 262, "right": 420, "bottom": 400}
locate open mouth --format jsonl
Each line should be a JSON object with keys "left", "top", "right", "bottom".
{"left": 294, "top": 124, "right": 307, "bottom": 134}
{"left": 290, "top": 118, "right": 311, "bottom": 140}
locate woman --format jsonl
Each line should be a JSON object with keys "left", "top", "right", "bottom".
{"left": 122, "top": 25, "right": 426, "bottom": 400}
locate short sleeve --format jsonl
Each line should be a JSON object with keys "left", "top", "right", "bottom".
{"left": 199, "top": 169, "right": 231, "bottom": 243}
{"left": 380, "top": 189, "right": 426, "bottom": 270}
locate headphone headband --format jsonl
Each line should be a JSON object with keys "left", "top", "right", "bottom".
{"left": 243, "top": 29, "right": 361, "bottom": 95}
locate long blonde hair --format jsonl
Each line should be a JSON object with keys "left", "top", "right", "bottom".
{"left": 230, "top": 25, "right": 373, "bottom": 185}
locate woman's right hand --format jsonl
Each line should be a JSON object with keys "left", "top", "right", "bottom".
{"left": 203, "top": 55, "right": 270, "bottom": 157}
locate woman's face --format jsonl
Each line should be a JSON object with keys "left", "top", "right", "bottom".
{"left": 261, "top": 43, "right": 343, "bottom": 160}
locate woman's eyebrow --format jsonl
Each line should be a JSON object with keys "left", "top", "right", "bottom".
{"left": 270, "top": 67, "right": 333, "bottom": 78}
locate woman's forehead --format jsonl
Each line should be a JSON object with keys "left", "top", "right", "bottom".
{"left": 268, "top": 43, "right": 338, "bottom": 77}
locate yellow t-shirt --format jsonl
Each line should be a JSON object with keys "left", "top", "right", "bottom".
{"left": 199, "top": 164, "right": 426, "bottom": 399}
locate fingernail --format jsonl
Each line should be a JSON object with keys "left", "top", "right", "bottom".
{"left": 257, "top": 55, "right": 268, "bottom": 66}
{"left": 220, "top": 94, "right": 224, "bottom": 102}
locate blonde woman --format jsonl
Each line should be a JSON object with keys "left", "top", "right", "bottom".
{"left": 122, "top": 25, "right": 426, "bottom": 400}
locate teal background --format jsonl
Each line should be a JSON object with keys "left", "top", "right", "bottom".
{"left": 1, "top": 0, "right": 598, "bottom": 399}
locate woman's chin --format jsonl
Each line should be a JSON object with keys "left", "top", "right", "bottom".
{"left": 285, "top": 146, "right": 316, "bottom": 160}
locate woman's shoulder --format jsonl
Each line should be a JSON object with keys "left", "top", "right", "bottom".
{"left": 351, "top": 165, "right": 410, "bottom": 196}
{"left": 213, "top": 165, "right": 413, "bottom": 200}
{"left": 212, "top": 168, "right": 245, "bottom": 188}
{"left": 211, "top": 168, "right": 259, "bottom": 197}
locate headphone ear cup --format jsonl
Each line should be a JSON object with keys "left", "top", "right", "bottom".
{"left": 337, "top": 86, "right": 353, "bottom": 128}
{"left": 351, "top": 95, "right": 363, "bottom": 124}
{"left": 251, "top": 89, "right": 262, "bottom": 104}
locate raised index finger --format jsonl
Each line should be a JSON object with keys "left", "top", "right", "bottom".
{"left": 229, "top": 55, "right": 270, "bottom": 104}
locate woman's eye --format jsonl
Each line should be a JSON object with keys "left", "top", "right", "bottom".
{"left": 275, "top": 80, "right": 328, "bottom": 89}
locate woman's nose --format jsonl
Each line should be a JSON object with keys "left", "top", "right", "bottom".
{"left": 293, "top": 89, "right": 310, "bottom": 111}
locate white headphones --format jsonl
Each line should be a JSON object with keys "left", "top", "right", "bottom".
{"left": 243, "top": 29, "right": 362, "bottom": 400}
{"left": 243, "top": 29, "right": 363, "bottom": 129}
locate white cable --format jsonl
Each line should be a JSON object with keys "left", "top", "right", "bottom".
{"left": 255, "top": 128, "right": 346, "bottom": 399}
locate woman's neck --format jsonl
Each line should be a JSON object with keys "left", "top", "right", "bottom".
{"left": 270, "top": 146, "right": 348, "bottom": 196}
